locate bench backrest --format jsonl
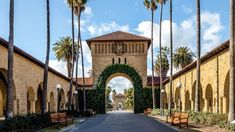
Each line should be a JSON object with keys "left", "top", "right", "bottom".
{"left": 174, "top": 112, "right": 180, "bottom": 117}
{"left": 180, "top": 113, "right": 189, "bottom": 118}
{"left": 147, "top": 108, "right": 152, "bottom": 113}
{"left": 59, "top": 112, "right": 67, "bottom": 119}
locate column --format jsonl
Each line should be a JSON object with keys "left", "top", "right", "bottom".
{"left": 205, "top": 99, "right": 209, "bottom": 112}
{"left": 31, "top": 100, "right": 35, "bottom": 113}
{"left": 223, "top": 97, "right": 227, "bottom": 113}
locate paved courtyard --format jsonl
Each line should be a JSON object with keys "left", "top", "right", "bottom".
{"left": 64, "top": 110, "right": 177, "bottom": 132}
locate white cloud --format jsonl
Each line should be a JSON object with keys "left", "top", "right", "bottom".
{"left": 87, "top": 21, "right": 129, "bottom": 36}
{"left": 182, "top": 5, "right": 193, "bottom": 14}
{"left": 107, "top": 77, "right": 133, "bottom": 94}
{"left": 84, "top": 6, "right": 92, "bottom": 16}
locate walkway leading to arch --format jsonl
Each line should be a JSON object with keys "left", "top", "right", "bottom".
{"left": 65, "top": 111, "right": 177, "bottom": 132}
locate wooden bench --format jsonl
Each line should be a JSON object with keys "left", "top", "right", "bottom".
{"left": 144, "top": 108, "right": 152, "bottom": 115}
{"left": 166, "top": 112, "right": 189, "bottom": 128}
{"left": 50, "top": 113, "right": 74, "bottom": 127}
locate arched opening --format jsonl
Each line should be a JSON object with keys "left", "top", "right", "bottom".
{"left": 49, "top": 92, "right": 55, "bottom": 112}
{"left": 27, "top": 87, "right": 35, "bottom": 113}
{"left": 205, "top": 84, "right": 213, "bottom": 112}
{"left": 35, "top": 84, "right": 43, "bottom": 113}
{"left": 106, "top": 75, "right": 134, "bottom": 112}
{"left": 175, "top": 88, "right": 181, "bottom": 110}
{"left": 95, "top": 64, "right": 144, "bottom": 113}
{"left": 192, "top": 81, "right": 204, "bottom": 111}
{"left": 223, "top": 71, "right": 229, "bottom": 113}
{"left": 0, "top": 68, "right": 16, "bottom": 117}
{"left": 59, "top": 89, "right": 66, "bottom": 111}
{"left": 185, "top": 90, "right": 191, "bottom": 111}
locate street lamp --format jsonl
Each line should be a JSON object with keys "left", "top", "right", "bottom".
{"left": 161, "top": 89, "right": 165, "bottom": 115}
{"left": 177, "top": 82, "right": 182, "bottom": 112}
{"left": 56, "top": 84, "right": 61, "bottom": 112}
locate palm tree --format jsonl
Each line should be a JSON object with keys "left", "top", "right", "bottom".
{"left": 112, "top": 89, "right": 116, "bottom": 101}
{"left": 53, "top": 37, "right": 77, "bottom": 78}
{"left": 228, "top": 0, "right": 235, "bottom": 122}
{"left": 173, "top": 47, "right": 194, "bottom": 69}
{"left": 42, "top": 0, "right": 51, "bottom": 114}
{"left": 74, "top": 0, "right": 88, "bottom": 112}
{"left": 6, "top": 0, "right": 14, "bottom": 119}
{"left": 195, "top": 0, "right": 201, "bottom": 112}
{"left": 143, "top": 0, "right": 157, "bottom": 109}
{"left": 157, "top": 0, "right": 167, "bottom": 115}
{"left": 155, "top": 47, "right": 170, "bottom": 77}
{"left": 66, "top": 0, "right": 76, "bottom": 111}
{"left": 168, "top": 0, "right": 173, "bottom": 116}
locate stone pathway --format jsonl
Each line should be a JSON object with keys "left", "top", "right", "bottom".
{"left": 64, "top": 110, "right": 177, "bottom": 132}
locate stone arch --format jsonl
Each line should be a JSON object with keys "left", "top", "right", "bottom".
{"left": 0, "top": 68, "right": 16, "bottom": 117}
{"left": 222, "top": 71, "right": 229, "bottom": 113}
{"left": 162, "top": 92, "right": 168, "bottom": 109}
{"left": 205, "top": 84, "right": 213, "bottom": 112}
{"left": 185, "top": 90, "right": 191, "bottom": 111}
{"left": 35, "top": 84, "right": 43, "bottom": 113}
{"left": 192, "top": 81, "right": 204, "bottom": 111}
{"left": 59, "top": 89, "right": 66, "bottom": 111}
{"left": 49, "top": 92, "right": 55, "bottom": 112}
{"left": 174, "top": 88, "right": 180, "bottom": 110}
{"left": 27, "top": 87, "right": 35, "bottom": 113}
{"left": 96, "top": 64, "right": 144, "bottom": 113}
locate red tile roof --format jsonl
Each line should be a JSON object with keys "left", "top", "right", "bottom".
{"left": 115, "top": 93, "right": 125, "bottom": 97}
{"left": 73, "top": 77, "right": 93, "bottom": 87}
{"left": 86, "top": 31, "right": 151, "bottom": 48}
{"left": 147, "top": 76, "right": 169, "bottom": 86}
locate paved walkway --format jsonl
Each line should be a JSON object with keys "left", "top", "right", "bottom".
{"left": 64, "top": 110, "right": 177, "bottom": 132}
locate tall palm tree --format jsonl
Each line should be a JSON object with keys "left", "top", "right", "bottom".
{"left": 173, "top": 47, "right": 194, "bottom": 69}
{"left": 195, "top": 0, "right": 201, "bottom": 112}
{"left": 168, "top": 0, "right": 173, "bottom": 116}
{"left": 228, "top": 0, "right": 235, "bottom": 122}
{"left": 6, "top": 0, "right": 14, "bottom": 119}
{"left": 155, "top": 47, "right": 170, "bottom": 77}
{"left": 74, "top": 0, "right": 88, "bottom": 112}
{"left": 67, "top": 0, "right": 76, "bottom": 111}
{"left": 144, "top": 0, "right": 157, "bottom": 109}
{"left": 157, "top": 0, "right": 167, "bottom": 115}
{"left": 53, "top": 36, "right": 77, "bottom": 78}
{"left": 42, "top": 0, "right": 51, "bottom": 113}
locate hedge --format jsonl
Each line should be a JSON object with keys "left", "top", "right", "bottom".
{"left": 78, "top": 64, "right": 160, "bottom": 113}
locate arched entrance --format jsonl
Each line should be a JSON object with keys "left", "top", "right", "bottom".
{"left": 96, "top": 64, "right": 144, "bottom": 113}
{"left": 205, "top": 84, "right": 213, "bottom": 112}
{"left": 35, "top": 84, "right": 43, "bottom": 113}
{"left": 175, "top": 88, "right": 180, "bottom": 110}
{"left": 192, "top": 82, "right": 204, "bottom": 111}
{"left": 27, "top": 87, "right": 35, "bottom": 113}
{"left": 185, "top": 90, "right": 191, "bottom": 111}
{"left": 59, "top": 89, "right": 66, "bottom": 111}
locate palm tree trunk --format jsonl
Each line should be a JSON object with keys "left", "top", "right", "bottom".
{"left": 42, "top": 0, "right": 50, "bottom": 114}
{"left": 168, "top": 0, "right": 173, "bottom": 115}
{"left": 68, "top": 2, "right": 75, "bottom": 111}
{"left": 80, "top": 14, "right": 86, "bottom": 112}
{"left": 6, "top": 0, "right": 14, "bottom": 119}
{"left": 195, "top": 0, "right": 201, "bottom": 112}
{"left": 75, "top": 9, "right": 81, "bottom": 112}
{"left": 159, "top": 3, "right": 163, "bottom": 115}
{"left": 151, "top": 10, "right": 156, "bottom": 109}
{"left": 67, "top": 60, "right": 71, "bottom": 78}
{"left": 228, "top": 0, "right": 235, "bottom": 122}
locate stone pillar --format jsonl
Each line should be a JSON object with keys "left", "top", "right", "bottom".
{"left": 31, "top": 101, "right": 35, "bottom": 113}
{"left": 13, "top": 99, "right": 17, "bottom": 115}
{"left": 223, "top": 97, "right": 227, "bottom": 113}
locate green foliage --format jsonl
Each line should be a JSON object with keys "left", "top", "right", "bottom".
{"left": 0, "top": 113, "right": 50, "bottom": 131}
{"left": 78, "top": 64, "right": 160, "bottom": 113}
{"left": 173, "top": 46, "right": 194, "bottom": 69}
{"left": 155, "top": 46, "right": 170, "bottom": 76}
{"left": 124, "top": 88, "right": 134, "bottom": 109}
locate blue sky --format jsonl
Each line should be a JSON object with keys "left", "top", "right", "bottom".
{"left": 0, "top": 0, "right": 230, "bottom": 93}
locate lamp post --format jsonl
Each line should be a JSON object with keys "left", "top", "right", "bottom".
{"left": 161, "top": 89, "right": 165, "bottom": 115}
{"left": 56, "top": 84, "right": 61, "bottom": 112}
{"left": 74, "top": 90, "right": 78, "bottom": 111}
{"left": 177, "top": 82, "right": 182, "bottom": 112}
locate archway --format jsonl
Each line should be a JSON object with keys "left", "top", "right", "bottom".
{"left": 49, "top": 92, "right": 55, "bottom": 112}
{"left": 59, "top": 89, "right": 66, "bottom": 111}
{"left": 96, "top": 64, "right": 144, "bottom": 113}
{"left": 223, "top": 71, "right": 229, "bottom": 113}
{"left": 185, "top": 90, "right": 191, "bottom": 111}
{"left": 27, "top": 87, "right": 35, "bottom": 113}
{"left": 175, "top": 88, "right": 180, "bottom": 110}
{"left": 205, "top": 84, "right": 213, "bottom": 112}
{"left": 162, "top": 92, "right": 167, "bottom": 110}
{"left": 35, "top": 84, "right": 43, "bottom": 113}
{"left": 192, "top": 81, "right": 204, "bottom": 111}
